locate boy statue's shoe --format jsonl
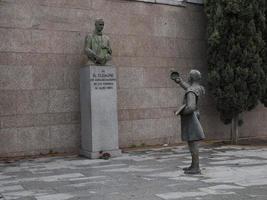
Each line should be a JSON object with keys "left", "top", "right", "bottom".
{"left": 184, "top": 167, "right": 201, "bottom": 174}
{"left": 182, "top": 166, "right": 192, "bottom": 171}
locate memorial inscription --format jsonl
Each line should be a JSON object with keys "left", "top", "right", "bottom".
{"left": 91, "top": 69, "right": 116, "bottom": 90}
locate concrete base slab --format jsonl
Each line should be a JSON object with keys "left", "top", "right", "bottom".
{"left": 1, "top": 145, "right": 267, "bottom": 199}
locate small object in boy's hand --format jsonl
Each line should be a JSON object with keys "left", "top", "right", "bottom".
{"left": 170, "top": 71, "right": 180, "bottom": 81}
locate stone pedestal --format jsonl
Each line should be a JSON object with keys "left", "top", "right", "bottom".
{"left": 80, "top": 65, "right": 121, "bottom": 159}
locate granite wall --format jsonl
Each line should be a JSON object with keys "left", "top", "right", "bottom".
{"left": 0, "top": 0, "right": 266, "bottom": 157}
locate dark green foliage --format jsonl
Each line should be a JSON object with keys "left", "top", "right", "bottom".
{"left": 205, "top": 0, "right": 266, "bottom": 124}
{"left": 261, "top": 7, "right": 267, "bottom": 106}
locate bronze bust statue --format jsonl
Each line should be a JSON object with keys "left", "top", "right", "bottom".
{"left": 171, "top": 69, "right": 205, "bottom": 174}
{"left": 84, "top": 19, "right": 112, "bottom": 65}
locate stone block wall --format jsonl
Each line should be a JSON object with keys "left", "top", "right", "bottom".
{"left": 0, "top": 0, "right": 266, "bottom": 157}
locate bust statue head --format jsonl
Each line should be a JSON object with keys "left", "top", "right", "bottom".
{"left": 95, "top": 19, "right": 104, "bottom": 35}
{"left": 188, "top": 69, "right": 202, "bottom": 84}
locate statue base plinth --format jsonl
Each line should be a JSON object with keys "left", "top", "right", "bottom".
{"left": 80, "top": 65, "right": 121, "bottom": 159}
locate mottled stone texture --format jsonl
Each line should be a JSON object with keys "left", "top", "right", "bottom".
{"left": 80, "top": 66, "right": 121, "bottom": 158}
{"left": 0, "top": 0, "right": 265, "bottom": 157}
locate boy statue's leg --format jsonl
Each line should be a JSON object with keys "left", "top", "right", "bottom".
{"left": 184, "top": 141, "right": 201, "bottom": 174}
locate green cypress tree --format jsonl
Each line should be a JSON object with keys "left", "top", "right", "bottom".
{"left": 261, "top": 6, "right": 267, "bottom": 106}
{"left": 205, "top": 0, "right": 266, "bottom": 143}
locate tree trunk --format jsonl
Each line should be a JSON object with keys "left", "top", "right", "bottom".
{"left": 231, "top": 115, "right": 239, "bottom": 144}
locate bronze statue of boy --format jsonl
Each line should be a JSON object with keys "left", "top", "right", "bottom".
{"left": 84, "top": 19, "right": 112, "bottom": 65}
{"left": 171, "top": 69, "right": 205, "bottom": 174}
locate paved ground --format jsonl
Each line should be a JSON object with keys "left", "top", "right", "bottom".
{"left": 0, "top": 144, "right": 267, "bottom": 200}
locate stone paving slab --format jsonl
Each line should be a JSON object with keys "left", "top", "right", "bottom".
{"left": 0, "top": 145, "right": 267, "bottom": 200}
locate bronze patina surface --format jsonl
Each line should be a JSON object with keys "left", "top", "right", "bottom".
{"left": 172, "top": 69, "right": 205, "bottom": 174}
{"left": 84, "top": 19, "right": 112, "bottom": 65}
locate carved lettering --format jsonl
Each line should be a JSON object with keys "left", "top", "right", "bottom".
{"left": 91, "top": 70, "right": 115, "bottom": 90}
